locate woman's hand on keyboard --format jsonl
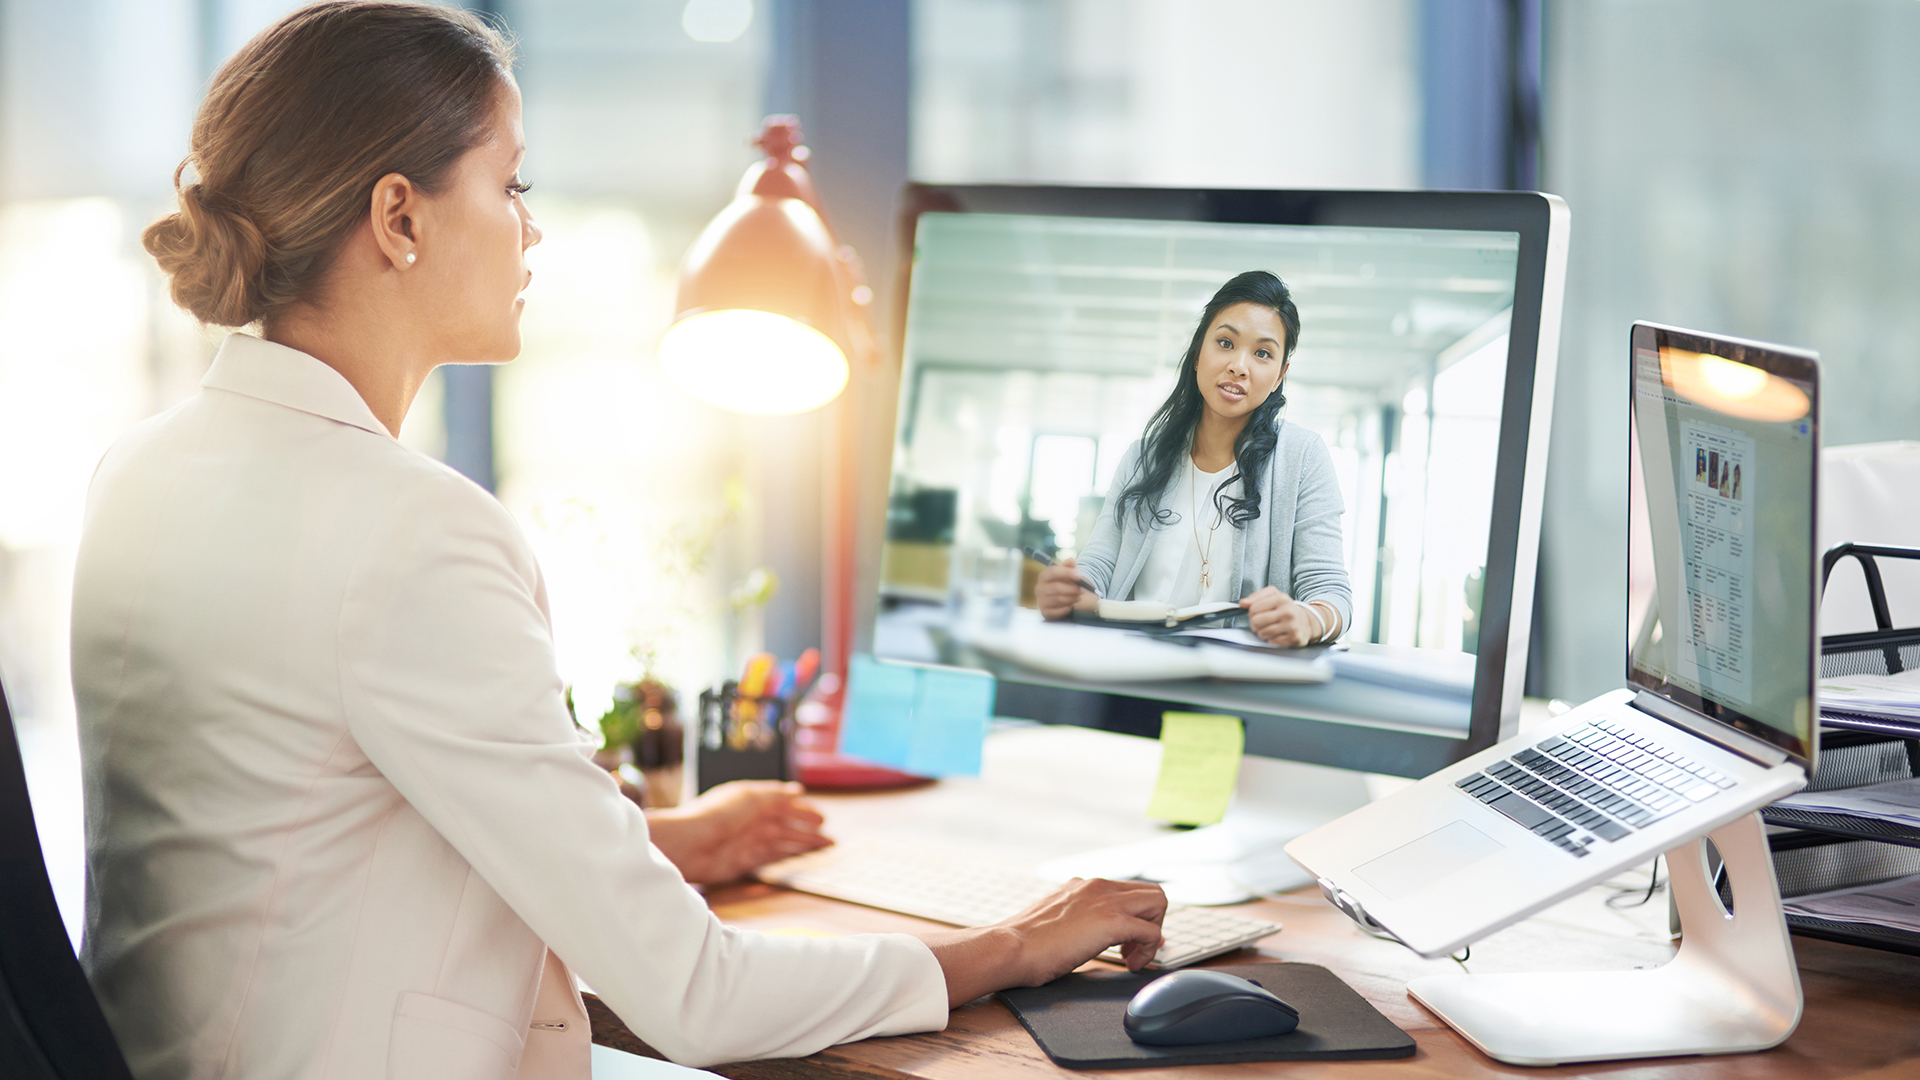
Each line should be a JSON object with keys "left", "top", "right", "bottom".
{"left": 920, "top": 878, "right": 1167, "bottom": 1007}
{"left": 1007, "top": 877, "right": 1169, "bottom": 976}
{"left": 645, "top": 780, "right": 832, "bottom": 885}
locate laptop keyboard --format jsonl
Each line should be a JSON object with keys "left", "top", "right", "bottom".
{"left": 1454, "top": 716, "right": 1737, "bottom": 857}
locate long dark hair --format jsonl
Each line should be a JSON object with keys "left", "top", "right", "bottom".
{"left": 1114, "top": 270, "right": 1301, "bottom": 530}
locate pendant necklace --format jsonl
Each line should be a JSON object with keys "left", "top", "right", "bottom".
{"left": 1191, "top": 460, "right": 1223, "bottom": 591}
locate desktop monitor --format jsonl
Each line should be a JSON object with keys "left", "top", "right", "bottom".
{"left": 868, "top": 186, "right": 1567, "bottom": 896}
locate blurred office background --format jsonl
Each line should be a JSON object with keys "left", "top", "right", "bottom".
{"left": 4, "top": 0, "right": 1920, "bottom": 942}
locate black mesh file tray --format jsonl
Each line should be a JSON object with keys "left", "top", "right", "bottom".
{"left": 1756, "top": 543, "right": 1920, "bottom": 956}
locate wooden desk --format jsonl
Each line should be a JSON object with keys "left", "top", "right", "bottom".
{"left": 590, "top": 726, "right": 1920, "bottom": 1079}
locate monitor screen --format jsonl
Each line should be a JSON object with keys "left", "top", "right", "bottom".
{"left": 1626, "top": 323, "right": 1818, "bottom": 766}
{"left": 871, "top": 187, "right": 1566, "bottom": 777}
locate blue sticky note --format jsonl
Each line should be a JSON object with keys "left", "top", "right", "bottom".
{"left": 838, "top": 654, "right": 919, "bottom": 768}
{"left": 905, "top": 667, "right": 995, "bottom": 778}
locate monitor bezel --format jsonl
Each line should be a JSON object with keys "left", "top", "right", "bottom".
{"left": 882, "top": 184, "right": 1567, "bottom": 778}
{"left": 1626, "top": 321, "right": 1819, "bottom": 770}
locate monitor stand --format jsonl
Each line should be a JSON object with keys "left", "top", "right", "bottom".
{"left": 1406, "top": 810, "right": 1802, "bottom": 1066}
{"left": 1036, "top": 755, "right": 1374, "bottom": 906}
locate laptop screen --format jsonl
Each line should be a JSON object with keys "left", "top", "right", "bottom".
{"left": 1627, "top": 322, "right": 1818, "bottom": 767}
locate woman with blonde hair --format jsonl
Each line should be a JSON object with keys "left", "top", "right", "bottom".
{"left": 73, "top": 4, "right": 1165, "bottom": 1077}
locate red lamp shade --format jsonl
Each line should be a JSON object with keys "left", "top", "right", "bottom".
{"left": 659, "top": 117, "right": 863, "bottom": 415}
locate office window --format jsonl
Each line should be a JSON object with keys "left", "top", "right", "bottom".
{"left": 500, "top": 1, "right": 771, "bottom": 721}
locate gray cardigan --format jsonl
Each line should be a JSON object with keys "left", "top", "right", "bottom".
{"left": 1076, "top": 421, "right": 1354, "bottom": 632}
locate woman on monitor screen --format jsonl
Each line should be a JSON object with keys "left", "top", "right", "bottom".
{"left": 70, "top": 3, "right": 1166, "bottom": 1076}
{"left": 1035, "top": 270, "right": 1352, "bottom": 646}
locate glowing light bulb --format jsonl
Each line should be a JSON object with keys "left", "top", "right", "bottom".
{"left": 658, "top": 309, "right": 849, "bottom": 415}
{"left": 1660, "top": 348, "right": 1810, "bottom": 423}
{"left": 1696, "top": 354, "right": 1769, "bottom": 399}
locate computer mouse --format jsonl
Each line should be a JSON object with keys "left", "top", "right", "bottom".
{"left": 1122, "top": 969, "right": 1301, "bottom": 1046}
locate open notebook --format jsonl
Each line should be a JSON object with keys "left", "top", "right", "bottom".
{"left": 1095, "top": 599, "right": 1241, "bottom": 625}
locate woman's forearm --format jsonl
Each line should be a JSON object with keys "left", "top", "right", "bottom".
{"left": 915, "top": 878, "right": 1168, "bottom": 1007}
{"left": 917, "top": 927, "right": 1024, "bottom": 1007}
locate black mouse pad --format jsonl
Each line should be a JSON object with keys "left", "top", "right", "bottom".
{"left": 997, "top": 961, "right": 1415, "bottom": 1069}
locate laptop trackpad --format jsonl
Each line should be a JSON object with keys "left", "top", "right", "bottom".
{"left": 1354, "top": 820, "right": 1505, "bottom": 900}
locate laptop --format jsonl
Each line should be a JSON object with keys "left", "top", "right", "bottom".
{"left": 1286, "top": 322, "right": 1820, "bottom": 959}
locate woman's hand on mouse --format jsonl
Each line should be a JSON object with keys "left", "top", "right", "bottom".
{"left": 645, "top": 781, "right": 831, "bottom": 885}
{"left": 1240, "top": 586, "right": 1319, "bottom": 646}
{"left": 917, "top": 878, "right": 1167, "bottom": 1007}
{"left": 1035, "top": 558, "right": 1099, "bottom": 620}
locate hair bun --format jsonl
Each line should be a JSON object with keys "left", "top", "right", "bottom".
{"left": 143, "top": 182, "right": 271, "bottom": 327}
{"left": 146, "top": 3, "right": 513, "bottom": 327}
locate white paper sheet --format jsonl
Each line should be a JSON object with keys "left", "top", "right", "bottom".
{"left": 1676, "top": 419, "right": 1757, "bottom": 704}
{"left": 1784, "top": 871, "right": 1920, "bottom": 934}
{"left": 1819, "top": 667, "right": 1920, "bottom": 720}
{"left": 1776, "top": 777, "right": 1920, "bottom": 827}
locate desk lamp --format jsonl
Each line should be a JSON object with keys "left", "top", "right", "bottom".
{"left": 664, "top": 116, "right": 918, "bottom": 789}
{"left": 659, "top": 116, "right": 870, "bottom": 415}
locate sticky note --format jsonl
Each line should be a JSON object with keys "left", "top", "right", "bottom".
{"left": 836, "top": 656, "right": 996, "bottom": 778}
{"left": 905, "top": 666, "right": 995, "bottom": 778}
{"left": 838, "top": 655, "right": 919, "bottom": 767}
{"left": 1146, "top": 712, "right": 1244, "bottom": 826}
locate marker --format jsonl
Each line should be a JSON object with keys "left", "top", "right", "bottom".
{"left": 740, "top": 653, "right": 776, "bottom": 698}
{"left": 792, "top": 647, "right": 822, "bottom": 702}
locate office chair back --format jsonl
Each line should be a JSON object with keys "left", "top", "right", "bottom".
{"left": 0, "top": 677, "right": 136, "bottom": 1079}
{"left": 1821, "top": 441, "right": 1920, "bottom": 635}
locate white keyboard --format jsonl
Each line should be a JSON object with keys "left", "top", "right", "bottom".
{"left": 756, "top": 841, "right": 1282, "bottom": 969}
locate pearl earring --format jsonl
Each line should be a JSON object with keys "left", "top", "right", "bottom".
{"left": 405, "top": 252, "right": 417, "bottom": 265}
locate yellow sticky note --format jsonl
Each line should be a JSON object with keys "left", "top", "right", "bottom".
{"left": 1145, "top": 712, "right": 1244, "bottom": 826}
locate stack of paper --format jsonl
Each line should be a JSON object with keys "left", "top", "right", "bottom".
{"left": 1818, "top": 668, "right": 1920, "bottom": 721}
{"left": 1775, "top": 777, "right": 1920, "bottom": 828}
{"left": 1784, "top": 872, "right": 1920, "bottom": 935}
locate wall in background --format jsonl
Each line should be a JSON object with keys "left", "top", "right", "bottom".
{"left": 912, "top": 0, "right": 1419, "bottom": 189}
{"left": 1539, "top": 0, "right": 1920, "bottom": 702}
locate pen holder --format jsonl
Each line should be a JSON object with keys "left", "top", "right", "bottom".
{"left": 694, "top": 684, "right": 795, "bottom": 795}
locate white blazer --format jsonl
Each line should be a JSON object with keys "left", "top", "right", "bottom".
{"left": 71, "top": 334, "right": 947, "bottom": 1080}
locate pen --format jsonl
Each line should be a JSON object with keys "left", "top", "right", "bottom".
{"left": 1022, "top": 546, "right": 1099, "bottom": 594}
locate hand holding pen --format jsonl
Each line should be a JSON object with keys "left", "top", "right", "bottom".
{"left": 1025, "top": 547, "right": 1101, "bottom": 621}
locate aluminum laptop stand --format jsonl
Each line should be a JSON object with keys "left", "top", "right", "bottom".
{"left": 1406, "top": 810, "right": 1801, "bottom": 1066}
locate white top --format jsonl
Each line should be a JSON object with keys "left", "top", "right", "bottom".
{"left": 1129, "top": 459, "right": 1239, "bottom": 608}
{"left": 71, "top": 334, "right": 948, "bottom": 1080}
